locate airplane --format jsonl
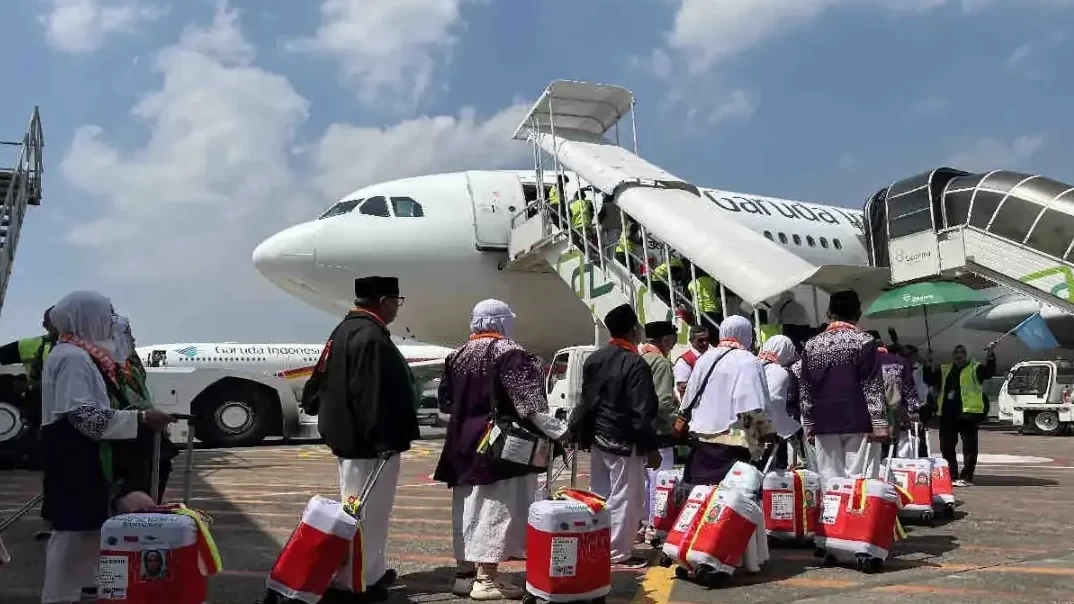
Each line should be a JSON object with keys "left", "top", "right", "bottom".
{"left": 252, "top": 169, "right": 1073, "bottom": 366}
{"left": 134, "top": 341, "right": 455, "bottom": 386}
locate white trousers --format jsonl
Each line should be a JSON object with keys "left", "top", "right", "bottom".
{"left": 814, "top": 434, "right": 881, "bottom": 489}
{"left": 452, "top": 474, "right": 537, "bottom": 563}
{"left": 334, "top": 455, "right": 401, "bottom": 591}
{"left": 589, "top": 449, "right": 647, "bottom": 562}
{"left": 644, "top": 447, "right": 675, "bottom": 523}
{"left": 41, "top": 530, "right": 98, "bottom": 603}
{"left": 896, "top": 430, "right": 916, "bottom": 458}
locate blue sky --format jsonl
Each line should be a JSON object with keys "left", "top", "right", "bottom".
{"left": 1, "top": 0, "right": 1072, "bottom": 344}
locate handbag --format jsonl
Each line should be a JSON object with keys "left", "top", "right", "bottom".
{"left": 475, "top": 340, "right": 552, "bottom": 471}
{"left": 671, "top": 348, "right": 731, "bottom": 441}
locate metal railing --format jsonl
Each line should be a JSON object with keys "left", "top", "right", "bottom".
{"left": 0, "top": 107, "right": 45, "bottom": 316}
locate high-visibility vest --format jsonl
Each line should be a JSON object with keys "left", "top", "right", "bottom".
{"left": 938, "top": 362, "right": 985, "bottom": 415}
{"left": 652, "top": 257, "right": 684, "bottom": 282}
{"left": 569, "top": 198, "right": 593, "bottom": 230}
{"left": 17, "top": 336, "right": 51, "bottom": 382}
{"left": 615, "top": 232, "right": 635, "bottom": 254}
{"left": 548, "top": 187, "right": 561, "bottom": 207}
{"left": 687, "top": 276, "right": 720, "bottom": 313}
{"left": 758, "top": 324, "right": 782, "bottom": 346}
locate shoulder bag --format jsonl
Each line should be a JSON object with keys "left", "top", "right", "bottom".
{"left": 476, "top": 340, "right": 552, "bottom": 471}
{"left": 671, "top": 348, "right": 731, "bottom": 441}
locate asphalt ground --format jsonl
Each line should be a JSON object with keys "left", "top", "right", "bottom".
{"left": 3, "top": 425, "right": 1074, "bottom": 603}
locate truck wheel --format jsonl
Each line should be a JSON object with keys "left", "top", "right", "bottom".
{"left": 197, "top": 387, "right": 272, "bottom": 447}
{"left": 1032, "top": 411, "right": 1061, "bottom": 435}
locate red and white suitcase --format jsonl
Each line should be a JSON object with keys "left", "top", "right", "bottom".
{"left": 919, "top": 428, "right": 956, "bottom": 514}
{"left": 720, "top": 461, "right": 764, "bottom": 495}
{"left": 814, "top": 477, "right": 903, "bottom": 572}
{"left": 659, "top": 484, "right": 717, "bottom": 565}
{"left": 263, "top": 455, "right": 392, "bottom": 604}
{"left": 886, "top": 458, "right": 935, "bottom": 524}
{"left": 264, "top": 496, "right": 358, "bottom": 603}
{"left": 98, "top": 415, "right": 221, "bottom": 603}
{"left": 763, "top": 469, "right": 821, "bottom": 543}
{"left": 649, "top": 468, "right": 685, "bottom": 545}
{"left": 681, "top": 488, "right": 764, "bottom": 587}
{"left": 525, "top": 452, "right": 611, "bottom": 604}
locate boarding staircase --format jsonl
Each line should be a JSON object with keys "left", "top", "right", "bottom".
{"left": 505, "top": 80, "right": 886, "bottom": 344}
{"left": 866, "top": 167, "right": 1074, "bottom": 316}
{"left": 0, "top": 108, "right": 44, "bottom": 317}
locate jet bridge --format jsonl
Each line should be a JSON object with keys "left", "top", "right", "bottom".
{"left": 866, "top": 168, "right": 1074, "bottom": 316}
{"left": 505, "top": 80, "right": 885, "bottom": 340}
{"left": 0, "top": 108, "right": 44, "bottom": 317}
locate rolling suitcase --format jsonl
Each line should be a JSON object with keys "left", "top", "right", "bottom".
{"left": 263, "top": 453, "right": 393, "bottom": 604}
{"left": 679, "top": 486, "right": 764, "bottom": 587}
{"left": 921, "top": 429, "right": 956, "bottom": 515}
{"left": 98, "top": 414, "right": 222, "bottom": 603}
{"left": 885, "top": 424, "right": 938, "bottom": 525}
{"left": 763, "top": 440, "right": 821, "bottom": 545}
{"left": 525, "top": 451, "right": 611, "bottom": 604}
{"left": 659, "top": 484, "right": 717, "bottom": 567}
{"left": 649, "top": 468, "right": 685, "bottom": 547}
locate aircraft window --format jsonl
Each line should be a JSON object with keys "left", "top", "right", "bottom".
{"left": 820, "top": 237, "right": 829, "bottom": 249}
{"left": 360, "top": 196, "right": 390, "bottom": 217}
{"left": 792, "top": 234, "right": 802, "bottom": 246}
{"left": 778, "top": 233, "right": 788, "bottom": 244}
{"left": 319, "top": 198, "right": 362, "bottom": 219}
{"left": 833, "top": 238, "right": 843, "bottom": 249}
{"left": 1025, "top": 209, "right": 1074, "bottom": 259}
{"left": 391, "top": 196, "right": 425, "bottom": 217}
{"left": 763, "top": 230, "right": 774, "bottom": 241}
{"left": 806, "top": 235, "right": 816, "bottom": 247}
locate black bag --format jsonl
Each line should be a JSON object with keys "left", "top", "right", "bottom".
{"left": 477, "top": 340, "right": 551, "bottom": 472}
{"left": 671, "top": 348, "right": 731, "bottom": 441}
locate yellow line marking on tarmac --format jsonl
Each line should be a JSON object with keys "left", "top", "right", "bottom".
{"left": 632, "top": 565, "right": 675, "bottom": 604}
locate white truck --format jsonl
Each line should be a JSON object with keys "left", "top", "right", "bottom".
{"left": 995, "top": 358, "right": 1074, "bottom": 435}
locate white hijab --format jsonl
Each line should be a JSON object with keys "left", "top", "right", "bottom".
{"left": 470, "top": 299, "right": 516, "bottom": 338}
{"left": 49, "top": 291, "right": 115, "bottom": 348}
{"left": 111, "top": 315, "right": 135, "bottom": 362}
{"left": 759, "top": 335, "right": 803, "bottom": 438}
{"left": 683, "top": 315, "right": 771, "bottom": 435}
{"left": 42, "top": 291, "right": 115, "bottom": 424}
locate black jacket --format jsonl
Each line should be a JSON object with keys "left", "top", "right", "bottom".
{"left": 570, "top": 343, "right": 659, "bottom": 455}
{"left": 303, "top": 311, "right": 419, "bottom": 459}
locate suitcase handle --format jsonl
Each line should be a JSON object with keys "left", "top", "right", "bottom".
{"left": 0, "top": 494, "right": 44, "bottom": 534}
{"left": 150, "top": 414, "right": 197, "bottom": 506}
{"left": 345, "top": 452, "right": 396, "bottom": 519}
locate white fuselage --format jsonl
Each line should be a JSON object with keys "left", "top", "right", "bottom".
{"left": 253, "top": 170, "right": 1071, "bottom": 365}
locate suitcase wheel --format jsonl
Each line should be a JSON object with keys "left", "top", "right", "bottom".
{"left": 822, "top": 554, "right": 838, "bottom": 567}
{"left": 521, "top": 592, "right": 543, "bottom": 604}
{"left": 659, "top": 553, "right": 673, "bottom": 568}
{"left": 944, "top": 503, "right": 956, "bottom": 519}
{"left": 674, "top": 566, "right": 691, "bottom": 581}
{"left": 694, "top": 565, "right": 729, "bottom": 589}
{"left": 854, "top": 554, "right": 883, "bottom": 574}
{"left": 813, "top": 548, "right": 827, "bottom": 559}
{"left": 649, "top": 536, "right": 663, "bottom": 548}
{"left": 922, "top": 511, "right": 935, "bottom": 527}
{"left": 590, "top": 597, "right": 606, "bottom": 604}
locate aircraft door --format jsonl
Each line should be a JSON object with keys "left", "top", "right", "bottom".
{"left": 466, "top": 171, "right": 525, "bottom": 250}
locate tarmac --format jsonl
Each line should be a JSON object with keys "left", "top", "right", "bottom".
{"left": 2, "top": 424, "right": 1074, "bottom": 604}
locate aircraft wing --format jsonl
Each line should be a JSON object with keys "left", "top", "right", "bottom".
{"left": 409, "top": 358, "right": 446, "bottom": 384}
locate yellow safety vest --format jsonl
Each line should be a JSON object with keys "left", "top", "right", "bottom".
{"left": 17, "top": 336, "right": 51, "bottom": 381}
{"left": 938, "top": 362, "right": 984, "bottom": 415}
{"left": 569, "top": 198, "right": 593, "bottom": 230}
{"left": 758, "top": 324, "right": 782, "bottom": 346}
{"left": 548, "top": 187, "right": 560, "bottom": 207}
{"left": 652, "top": 257, "right": 684, "bottom": 282}
{"left": 687, "top": 276, "right": 720, "bottom": 313}
{"left": 615, "top": 232, "right": 635, "bottom": 254}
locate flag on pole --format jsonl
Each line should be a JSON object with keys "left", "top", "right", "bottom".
{"left": 1014, "top": 313, "right": 1059, "bottom": 351}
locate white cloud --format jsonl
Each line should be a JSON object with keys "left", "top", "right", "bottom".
{"left": 906, "top": 97, "right": 950, "bottom": 121}
{"left": 56, "top": 2, "right": 531, "bottom": 341}
{"left": 707, "top": 89, "right": 760, "bottom": 125}
{"left": 41, "top": 0, "right": 168, "bottom": 53}
{"left": 287, "top": 0, "right": 466, "bottom": 107}
{"left": 948, "top": 135, "right": 1046, "bottom": 171}
{"left": 312, "top": 104, "right": 531, "bottom": 199}
{"left": 1006, "top": 43, "right": 1034, "bottom": 68}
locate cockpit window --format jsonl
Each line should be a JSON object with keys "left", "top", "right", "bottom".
{"left": 391, "top": 196, "right": 425, "bottom": 217}
{"left": 319, "top": 197, "right": 362, "bottom": 219}
{"left": 359, "top": 196, "right": 390, "bottom": 217}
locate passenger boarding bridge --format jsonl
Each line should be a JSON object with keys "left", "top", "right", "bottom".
{"left": 506, "top": 80, "right": 885, "bottom": 343}
{"left": 0, "top": 108, "right": 44, "bottom": 317}
{"left": 866, "top": 168, "right": 1074, "bottom": 316}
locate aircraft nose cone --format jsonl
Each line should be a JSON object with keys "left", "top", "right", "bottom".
{"left": 253, "top": 221, "right": 320, "bottom": 285}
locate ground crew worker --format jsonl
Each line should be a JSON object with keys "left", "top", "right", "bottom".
{"left": 614, "top": 220, "right": 640, "bottom": 274}
{"left": 568, "top": 191, "right": 593, "bottom": 249}
{"left": 673, "top": 326, "right": 710, "bottom": 399}
{"left": 687, "top": 270, "right": 721, "bottom": 335}
{"left": 0, "top": 306, "right": 56, "bottom": 480}
{"left": 926, "top": 343, "right": 997, "bottom": 487}
{"left": 547, "top": 175, "right": 568, "bottom": 227}
{"left": 651, "top": 255, "right": 684, "bottom": 304}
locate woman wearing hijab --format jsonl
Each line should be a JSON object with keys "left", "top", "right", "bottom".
{"left": 39, "top": 291, "right": 174, "bottom": 603}
{"left": 434, "top": 299, "right": 566, "bottom": 600}
{"left": 757, "top": 336, "right": 804, "bottom": 469}
{"left": 680, "top": 315, "right": 773, "bottom": 485}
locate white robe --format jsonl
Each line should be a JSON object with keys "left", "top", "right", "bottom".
{"left": 334, "top": 455, "right": 401, "bottom": 591}
{"left": 589, "top": 449, "right": 647, "bottom": 562}
{"left": 452, "top": 474, "right": 537, "bottom": 563}
{"left": 814, "top": 435, "right": 882, "bottom": 490}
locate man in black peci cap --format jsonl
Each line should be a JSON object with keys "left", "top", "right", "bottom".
{"left": 299, "top": 276, "right": 418, "bottom": 601}
{"left": 568, "top": 303, "right": 661, "bottom": 570}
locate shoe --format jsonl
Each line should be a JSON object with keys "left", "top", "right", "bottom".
{"left": 452, "top": 571, "right": 477, "bottom": 596}
{"left": 470, "top": 576, "right": 524, "bottom": 600}
{"left": 34, "top": 529, "right": 52, "bottom": 541}
{"left": 612, "top": 556, "right": 650, "bottom": 570}
{"left": 374, "top": 569, "right": 397, "bottom": 587}
{"left": 953, "top": 479, "right": 969, "bottom": 487}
